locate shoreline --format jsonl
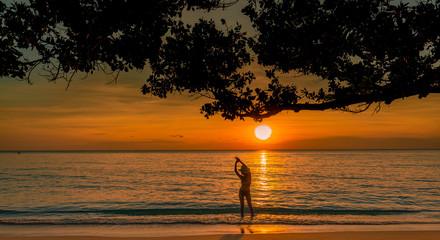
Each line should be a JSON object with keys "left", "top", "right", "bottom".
{"left": 0, "top": 231, "right": 440, "bottom": 240}
{"left": 1, "top": 224, "right": 440, "bottom": 238}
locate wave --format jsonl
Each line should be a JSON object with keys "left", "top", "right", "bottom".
{"left": 2, "top": 207, "right": 439, "bottom": 225}
{"left": 0, "top": 208, "right": 430, "bottom": 216}
{"left": 1, "top": 216, "right": 439, "bottom": 225}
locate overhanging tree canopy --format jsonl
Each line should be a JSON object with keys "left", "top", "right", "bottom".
{"left": 1, "top": 0, "right": 439, "bottom": 121}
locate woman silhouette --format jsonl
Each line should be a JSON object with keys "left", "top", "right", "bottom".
{"left": 234, "top": 157, "right": 254, "bottom": 219}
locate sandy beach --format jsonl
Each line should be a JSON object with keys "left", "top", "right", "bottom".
{"left": 1, "top": 231, "right": 440, "bottom": 240}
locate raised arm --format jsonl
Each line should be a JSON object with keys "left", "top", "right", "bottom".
{"left": 236, "top": 156, "right": 248, "bottom": 167}
{"left": 238, "top": 158, "right": 247, "bottom": 168}
{"left": 234, "top": 157, "right": 243, "bottom": 177}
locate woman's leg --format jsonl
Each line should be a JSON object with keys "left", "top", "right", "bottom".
{"left": 239, "top": 190, "right": 245, "bottom": 218}
{"left": 245, "top": 192, "right": 254, "bottom": 217}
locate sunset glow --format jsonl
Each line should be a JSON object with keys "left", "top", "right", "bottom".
{"left": 2, "top": 1, "right": 440, "bottom": 238}
{"left": 0, "top": 1, "right": 439, "bottom": 151}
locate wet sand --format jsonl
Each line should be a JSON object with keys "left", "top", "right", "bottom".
{"left": 1, "top": 231, "right": 440, "bottom": 240}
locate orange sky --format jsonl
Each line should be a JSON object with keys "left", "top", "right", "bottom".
{"left": 1, "top": 3, "right": 439, "bottom": 150}
{"left": 1, "top": 68, "right": 439, "bottom": 150}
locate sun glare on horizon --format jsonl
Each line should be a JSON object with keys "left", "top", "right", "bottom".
{"left": 255, "top": 124, "right": 272, "bottom": 140}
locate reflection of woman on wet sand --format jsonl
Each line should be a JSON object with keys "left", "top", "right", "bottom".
{"left": 234, "top": 157, "right": 254, "bottom": 219}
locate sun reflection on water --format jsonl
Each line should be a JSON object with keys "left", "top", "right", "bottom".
{"left": 253, "top": 151, "right": 273, "bottom": 205}
{"left": 260, "top": 152, "right": 267, "bottom": 165}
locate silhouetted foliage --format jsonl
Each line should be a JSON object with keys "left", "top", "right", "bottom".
{"left": 1, "top": 0, "right": 439, "bottom": 120}
{"left": 1, "top": 0, "right": 226, "bottom": 84}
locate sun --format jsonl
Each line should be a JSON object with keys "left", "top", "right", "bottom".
{"left": 254, "top": 124, "right": 272, "bottom": 140}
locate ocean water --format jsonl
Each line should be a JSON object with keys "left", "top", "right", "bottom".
{"left": 0, "top": 150, "right": 439, "bottom": 226}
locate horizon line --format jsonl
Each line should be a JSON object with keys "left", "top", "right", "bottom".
{"left": 2, "top": 148, "right": 440, "bottom": 153}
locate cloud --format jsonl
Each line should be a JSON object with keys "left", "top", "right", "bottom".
{"left": 169, "top": 134, "right": 184, "bottom": 138}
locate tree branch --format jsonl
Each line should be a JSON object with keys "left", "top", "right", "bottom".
{"left": 241, "top": 87, "right": 440, "bottom": 120}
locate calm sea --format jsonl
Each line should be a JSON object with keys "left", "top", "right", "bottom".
{"left": 1, "top": 150, "right": 439, "bottom": 226}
